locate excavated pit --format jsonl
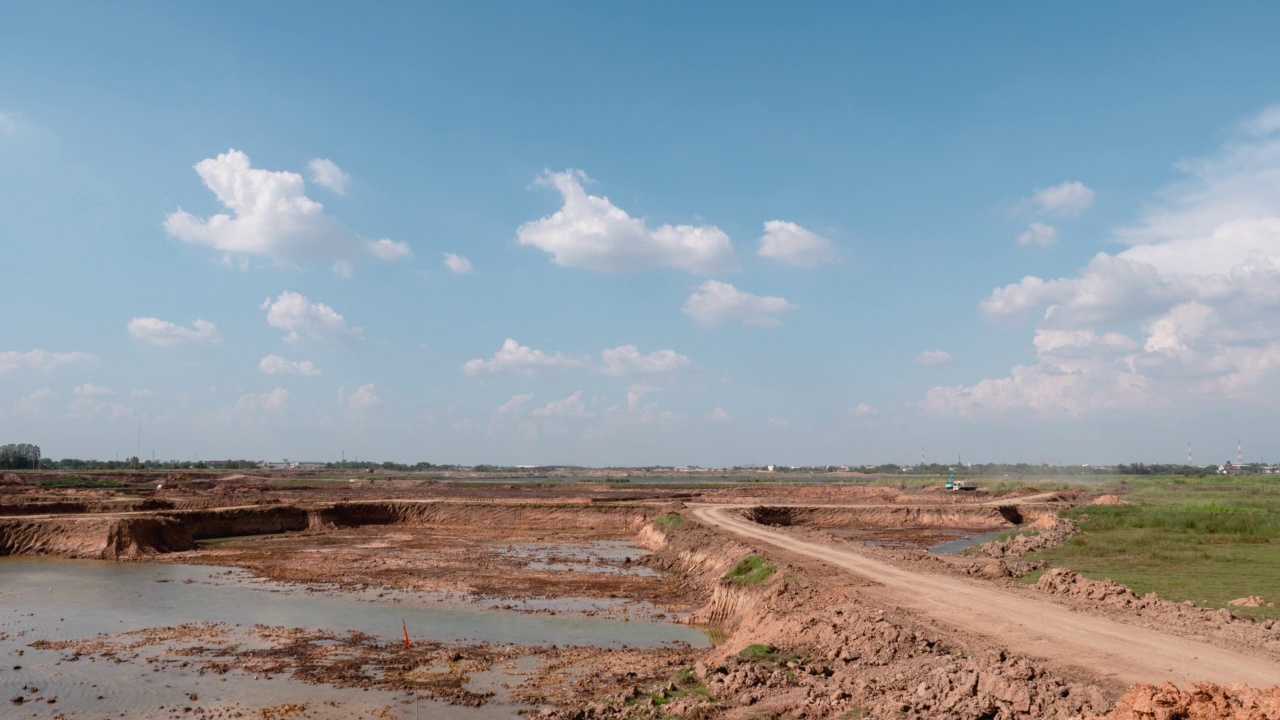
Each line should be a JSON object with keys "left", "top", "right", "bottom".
{"left": 0, "top": 500, "right": 661, "bottom": 560}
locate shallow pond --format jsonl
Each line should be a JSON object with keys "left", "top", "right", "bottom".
{"left": 0, "top": 557, "right": 708, "bottom": 718}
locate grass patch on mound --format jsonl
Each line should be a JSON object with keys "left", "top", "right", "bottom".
{"left": 1027, "top": 477, "right": 1280, "bottom": 619}
{"left": 723, "top": 555, "right": 775, "bottom": 584}
{"left": 654, "top": 513, "right": 683, "bottom": 531}
{"left": 627, "top": 667, "right": 714, "bottom": 711}
{"left": 738, "top": 643, "right": 804, "bottom": 667}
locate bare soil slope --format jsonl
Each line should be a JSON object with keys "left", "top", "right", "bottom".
{"left": 691, "top": 504, "right": 1280, "bottom": 688}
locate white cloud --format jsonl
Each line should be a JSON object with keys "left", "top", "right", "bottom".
{"left": 516, "top": 169, "right": 737, "bottom": 274}
{"left": 757, "top": 220, "right": 836, "bottom": 267}
{"left": 850, "top": 403, "right": 878, "bottom": 417}
{"left": 707, "top": 406, "right": 730, "bottom": 422}
{"left": 1027, "top": 181, "right": 1095, "bottom": 216}
{"left": 0, "top": 112, "right": 16, "bottom": 135}
{"left": 1017, "top": 222, "right": 1058, "bottom": 248}
{"left": 532, "top": 390, "right": 592, "bottom": 419}
{"left": 932, "top": 106, "right": 1280, "bottom": 416}
{"left": 496, "top": 393, "right": 535, "bottom": 414}
{"left": 463, "top": 339, "right": 587, "bottom": 376}
{"left": 599, "top": 345, "right": 692, "bottom": 376}
{"left": 259, "top": 355, "right": 321, "bottom": 377}
{"left": 127, "top": 317, "right": 222, "bottom": 347}
{"left": 164, "top": 150, "right": 409, "bottom": 275}
{"left": 682, "top": 280, "right": 796, "bottom": 327}
{"left": 14, "top": 388, "right": 54, "bottom": 414}
{"left": 308, "top": 158, "right": 351, "bottom": 195}
{"left": 129, "top": 389, "right": 153, "bottom": 398}
{"left": 768, "top": 418, "right": 791, "bottom": 430}
{"left": 0, "top": 350, "right": 98, "bottom": 373}
{"left": 342, "top": 384, "right": 379, "bottom": 413}
{"left": 914, "top": 350, "right": 953, "bottom": 366}
{"left": 261, "top": 291, "right": 364, "bottom": 344}
{"left": 443, "top": 253, "right": 473, "bottom": 274}
{"left": 73, "top": 383, "right": 115, "bottom": 397}
{"left": 235, "top": 388, "right": 290, "bottom": 417}
{"left": 464, "top": 340, "right": 691, "bottom": 378}
{"left": 367, "top": 238, "right": 411, "bottom": 260}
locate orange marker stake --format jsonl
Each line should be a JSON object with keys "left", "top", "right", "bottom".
{"left": 402, "top": 619, "right": 411, "bottom": 648}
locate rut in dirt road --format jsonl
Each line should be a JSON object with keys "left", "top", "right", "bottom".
{"left": 691, "top": 504, "right": 1280, "bottom": 689}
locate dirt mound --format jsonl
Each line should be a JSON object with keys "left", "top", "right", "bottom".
{"left": 1092, "top": 495, "right": 1132, "bottom": 506}
{"left": 1228, "top": 597, "right": 1273, "bottom": 608}
{"left": 1033, "top": 568, "right": 1280, "bottom": 657}
{"left": 1089, "top": 682, "right": 1280, "bottom": 719}
{"left": 0, "top": 473, "right": 22, "bottom": 486}
{"left": 974, "top": 517, "right": 1078, "bottom": 559}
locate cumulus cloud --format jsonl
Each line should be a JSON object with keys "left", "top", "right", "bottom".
{"left": 532, "top": 390, "right": 592, "bottom": 419}
{"left": 73, "top": 383, "right": 115, "bottom": 396}
{"left": 342, "top": 384, "right": 379, "bottom": 411}
{"left": 516, "top": 169, "right": 737, "bottom": 274}
{"left": 914, "top": 350, "right": 953, "bottom": 366}
{"left": 164, "top": 150, "right": 409, "bottom": 275}
{"left": 308, "top": 158, "right": 350, "bottom": 195}
{"left": 261, "top": 291, "right": 364, "bottom": 344}
{"left": 463, "top": 339, "right": 587, "bottom": 376}
{"left": 496, "top": 393, "right": 535, "bottom": 414}
{"left": 682, "top": 280, "right": 796, "bottom": 327}
{"left": 368, "top": 238, "right": 412, "bottom": 260}
{"left": 258, "top": 355, "right": 321, "bottom": 376}
{"left": 599, "top": 346, "right": 692, "bottom": 376}
{"left": 0, "top": 350, "right": 98, "bottom": 373}
{"left": 13, "top": 388, "right": 54, "bottom": 414}
{"left": 850, "top": 403, "right": 878, "bottom": 417}
{"left": 0, "top": 112, "right": 16, "bottom": 135}
{"left": 464, "top": 340, "right": 691, "bottom": 378}
{"left": 757, "top": 220, "right": 836, "bottom": 267}
{"left": 930, "top": 106, "right": 1280, "bottom": 416}
{"left": 235, "top": 388, "right": 290, "bottom": 417}
{"left": 1027, "top": 181, "right": 1095, "bottom": 216}
{"left": 1017, "top": 222, "right": 1058, "bottom": 247}
{"left": 707, "top": 406, "right": 730, "bottom": 422}
{"left": 768, "top": 418, "right": 791, "bottom": 430}
{"left": 127, "top": 317, "right": 222, "bottom": 347}
{"left": 443, "top": 253, "right": 473, "bottom": 274}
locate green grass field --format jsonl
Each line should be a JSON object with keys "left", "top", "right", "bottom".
{"left": 1024, "top": 475, "right": 1280, "bottom": 619}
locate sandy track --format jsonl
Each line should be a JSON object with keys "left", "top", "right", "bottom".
{"left": 691, "top": 504, "right": 1280, "bottom": 688}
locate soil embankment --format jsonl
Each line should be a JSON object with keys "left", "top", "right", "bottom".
{"left": 0, "top": 500, "right": 663, "bottom": 560}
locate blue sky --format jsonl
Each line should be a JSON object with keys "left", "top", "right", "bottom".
{"left": 4, "top": 2, "right": 1280, "bottom": 466}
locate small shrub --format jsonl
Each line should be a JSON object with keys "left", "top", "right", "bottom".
{"left": 654, "top": 513, "right": 683, "bottom": 531}
{"left": 723, "top": 555, "right": 776, "bottom": 584}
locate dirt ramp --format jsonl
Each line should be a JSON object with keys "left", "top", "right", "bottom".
{"left": 0, "top": 516, "right": 195, "bottom": 559}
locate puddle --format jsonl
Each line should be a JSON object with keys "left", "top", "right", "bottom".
{"left": 0, "top": 557, "right": 708, "bottom": 718}
{"left": 494, "top": 540, "right": 658, "bottom": 576}
{"left": 928, "top": 529, "right": 1008, "bottom": 554}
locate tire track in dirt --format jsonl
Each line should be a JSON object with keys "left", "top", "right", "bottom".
{"left": 691, "top": 503, "right": 1280, "bottom": 688}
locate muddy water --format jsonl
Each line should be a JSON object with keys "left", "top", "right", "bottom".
{"left": 496, "top": 540, "right": 659, "bottom": 576}
{"left": 928, "top": 529, "right": 1007, "bottom": 554}
{"left": 0, "top": 558, "right": 708, "bottom": 718}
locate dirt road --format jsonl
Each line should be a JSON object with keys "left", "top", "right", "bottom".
{"left": 691, "top": 504, "right": 1280, "bottom": 688}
